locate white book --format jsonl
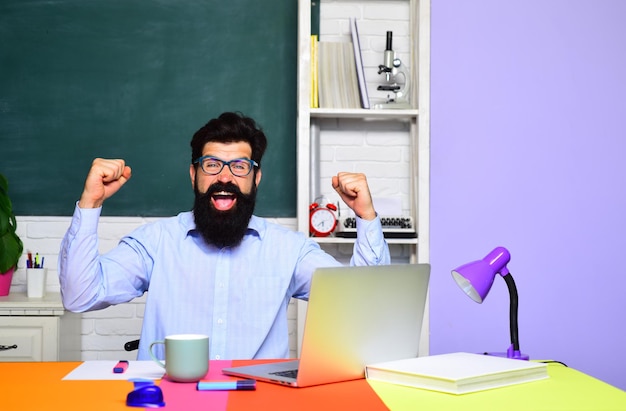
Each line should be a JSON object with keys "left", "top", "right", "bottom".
{"left": 317, "top": 41, "right": 334, "bottom": 108}
{"left": 340, "top": 42, "right": 360, "bottom": 109}
{"left": 365, "top": 352, "right": 549, "bottom": 395}
{"left": 318, "top": 41, "right": 360, "bottom": 109}
{"left": 350, "top": 17, "right": 370, "bottom": 109}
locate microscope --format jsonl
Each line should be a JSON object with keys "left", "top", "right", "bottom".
{"left": 374, "top": 31, "right": 411, "bottom": 109}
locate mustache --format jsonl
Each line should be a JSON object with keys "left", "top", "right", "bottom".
{"left": 204, "top": 182, "right": 243, "bottom": 197}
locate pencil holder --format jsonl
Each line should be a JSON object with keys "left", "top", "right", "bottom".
{"left": 26, "top": 268, "right": 47, "bottom": 298}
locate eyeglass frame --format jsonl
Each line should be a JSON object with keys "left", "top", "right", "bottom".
{"left": 193, "top": 155, "right": 259, "bottom": 177}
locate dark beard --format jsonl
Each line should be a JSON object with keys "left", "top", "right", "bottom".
{"left": 193, "top": 181, "right": 257, "bottom": 248}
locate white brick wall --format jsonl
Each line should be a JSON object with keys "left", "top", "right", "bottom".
{"left": 7, "top": 0, "right": 414, "bottom": 362}
{"left": 317, "top": 118, "right": 412, "bottom": 215}
{"left": 11, "top": 216, "right": 302, "bottom": 360}
{"left": 11, "top": 216, "right": 409, "bottom": 360}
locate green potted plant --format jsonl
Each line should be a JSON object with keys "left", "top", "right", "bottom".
{"left": 0, "top": 173, "right": 23, "bottom": 296}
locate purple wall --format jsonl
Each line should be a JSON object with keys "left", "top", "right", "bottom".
{"left": 430, "top": 0, "right": 626, "bottom": 390}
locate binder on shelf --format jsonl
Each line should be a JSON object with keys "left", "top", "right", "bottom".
{"left": 311, "top": 34, "right": 319, "bottom": 108}
{"left": 350, "top": 17, "right": 370, "bottom": 109}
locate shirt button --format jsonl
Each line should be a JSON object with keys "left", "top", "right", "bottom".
{"left": 217, "top": 318, "right": 224, "bottom": 324}
{"left": 215, "top": 355, "right": 221, "bottom": 360}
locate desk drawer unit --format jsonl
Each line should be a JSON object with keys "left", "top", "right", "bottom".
{"left": 0, "top": 316, "right": 58, "bottom": 361}
{"left": 0, "top": 292, "right": 81, "bottom": 361}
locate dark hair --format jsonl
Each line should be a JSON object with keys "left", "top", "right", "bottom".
{"left": 190, "top": 112, "right": 268, "bottom": 167}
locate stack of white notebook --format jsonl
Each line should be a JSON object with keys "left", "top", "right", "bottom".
{"left": 365, "top": 352, "right": 549, "bottom": 395}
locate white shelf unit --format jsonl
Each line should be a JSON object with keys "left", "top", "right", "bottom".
{"left": 296, "top": 0, "right": 430, "bottom": 355}
{"left": 307, "top": 109, "right": 419, "bottom": 253}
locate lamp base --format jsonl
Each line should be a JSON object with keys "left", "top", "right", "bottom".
{"left": 482, "top": 344, "right": 529, "bottom": 360}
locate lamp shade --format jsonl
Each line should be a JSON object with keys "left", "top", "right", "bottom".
{"left": 451, "top": 246, "right": 528, "bottom": 360}
{"left": 451, "top": 247, "right": 511, "bottom": 303}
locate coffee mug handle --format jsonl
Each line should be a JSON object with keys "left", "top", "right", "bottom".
{"left": 149, "top": 340, "right": 166, "bottom": 369}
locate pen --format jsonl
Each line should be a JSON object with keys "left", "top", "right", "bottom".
{"left": 196, "top": 379, "right": 256, "bottom": 391}
{"left": 113, "top": 360, "right": 129, "bottom": 373}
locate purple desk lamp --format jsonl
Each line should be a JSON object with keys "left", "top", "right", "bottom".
{"left": 451, "top": 246, "right": 529, "bottom": 360}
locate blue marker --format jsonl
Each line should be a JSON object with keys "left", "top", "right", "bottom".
{"left": 196, "top": 379, "right": 256, "bottom": 391}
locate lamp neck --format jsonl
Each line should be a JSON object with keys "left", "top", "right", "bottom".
{"left": 502, "top": 273, "right": 520, "bottom": 352}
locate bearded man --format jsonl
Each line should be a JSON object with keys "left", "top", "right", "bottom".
{"left": 59, "top": 112, "right": 390, "bottom": 360}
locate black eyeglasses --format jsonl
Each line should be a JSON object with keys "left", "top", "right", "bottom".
{"left": 193, "top": 156, "right": 259, "bottom": 177}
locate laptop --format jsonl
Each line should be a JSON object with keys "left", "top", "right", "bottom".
{"left": 222, "top": 263, "right": 430, "bottom": 387}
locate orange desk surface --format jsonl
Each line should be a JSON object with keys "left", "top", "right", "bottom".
{"left": 0, "top": 360, "right": 388, "bottom": 411}
{"left": 2, "top": 360, "right": 625, "bottom": 411}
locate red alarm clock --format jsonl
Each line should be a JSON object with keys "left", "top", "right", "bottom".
{"left": 309, "top": 201, "right": 338, "bottom": 237}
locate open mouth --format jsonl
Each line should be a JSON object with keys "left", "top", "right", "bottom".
{"left": 211, "top": 191, "right": 237, "bottom": 211}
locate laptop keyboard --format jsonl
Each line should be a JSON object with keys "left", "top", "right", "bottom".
{"left": 269, "top": 369, "right": 298, "bottom": 379}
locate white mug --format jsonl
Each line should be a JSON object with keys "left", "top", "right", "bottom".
{"left": 149, "top": 334, "right": 209, "bottom": 382}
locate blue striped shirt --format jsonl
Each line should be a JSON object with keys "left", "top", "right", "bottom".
{"left": 59, "top": 205, "right": 390, "bottom": 360}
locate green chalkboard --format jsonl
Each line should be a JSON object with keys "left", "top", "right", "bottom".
{"left": 0, "top": 0, "right": 297, "bottom": 217}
